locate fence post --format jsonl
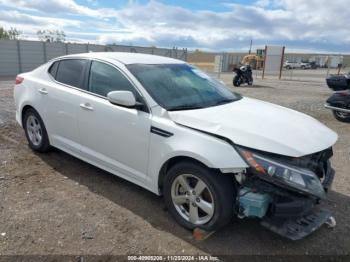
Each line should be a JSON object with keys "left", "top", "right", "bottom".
{"left": 65, "top": 43, "right": 68, "bottom": 54}
{"left": 217, "top": 54, "right": 223, "bottom": 79}
{"left": 278, "top": 46, "right": 285, "bottom": 80}
{"left": 174, "top": 47, "right": 178, "bottom": 59}
{"left": 16, "top": 40, "right": 22, "bottom": 73}
{"left": 262, "top": 45, "right": 267, "bottom": 79}
{"left": 86, "top": 43, "right": 89, "bottom": 52}
{"left": 42, "top": 41, "right": 47, "bottom": 62}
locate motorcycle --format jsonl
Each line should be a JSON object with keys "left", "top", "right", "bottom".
{"left": 324, "top": 74, "right": 350, "bottom": 122}
{"left": 233, "top": 65, "right": 253, "bottom": 87}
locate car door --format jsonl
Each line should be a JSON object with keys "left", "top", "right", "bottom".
{"left": 78, "top": 60, "right": 151, "bottom": 183}
{"left": 45, "top": 59, "right": 89, "bottom": 155}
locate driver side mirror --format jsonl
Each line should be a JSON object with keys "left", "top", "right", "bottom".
{"left": 107, "top": 91, "right": 137, "bottom": 108}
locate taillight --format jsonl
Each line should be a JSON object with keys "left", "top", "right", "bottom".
{"left": 15, "top": 76, "right": 24, "bottom": 85}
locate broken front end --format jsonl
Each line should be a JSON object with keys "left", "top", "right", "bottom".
{"left": 234, "top": 146, "right": 335, "bottom": 240}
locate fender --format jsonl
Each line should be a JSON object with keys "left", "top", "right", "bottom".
{"left": 147, "top": 120, "right": 248, "bottom": 194}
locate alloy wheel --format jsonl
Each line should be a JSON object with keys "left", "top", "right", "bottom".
{"left": 335, "top": 110, "right": 350, "bottom": 119}
{"left": 26, "top": 115, "right": 43, "bottom": 146}
{"left": 171, "top": 174, "right": 215, "bottom": 225}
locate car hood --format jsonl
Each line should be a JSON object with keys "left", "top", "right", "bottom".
{"left": 168, "top": 97, "right": 338, "bottom": 157}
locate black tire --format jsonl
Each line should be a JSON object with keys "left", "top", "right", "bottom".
{"left": 163, "top": 161, "right": 236, "bottom": 231}
{"left": 332, "top": 110, "right": 350, "bottom": 122}
{"left": 23, "top": 108, "right": 50, "bottom": 152}
{"left": 248, "top": 78, "right": 253, "bottom": 86}
{"left": 233, "top": 76, "right": 241, "bottom": 87}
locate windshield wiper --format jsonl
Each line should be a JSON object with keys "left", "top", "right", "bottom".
{"left": 167, "top": 104, "right": 205, "bottom": 111}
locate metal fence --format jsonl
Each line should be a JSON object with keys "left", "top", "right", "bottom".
{"left": 0, "top": 40, "right": 188, "bottom": 76}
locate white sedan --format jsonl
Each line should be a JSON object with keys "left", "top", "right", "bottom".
{"left": 14, "top": 52, "right": 337, "bottom": 239}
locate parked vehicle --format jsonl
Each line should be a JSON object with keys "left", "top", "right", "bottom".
{"left": 309, "top": 61, "right": 319, "bottom": 69}
{"left": 14, "top": 52, "right": 338, "bottom": 240}
{"left": 232, "top": 65, "right": 253, "bottom": 87}
{"left": 284, "top": 61, "right": 299, "bottom": 69}
{"left": 325, "top": 74, "right": 350, "bottom": 122}
{"left": 300, "top": 62, "right": 311, "bottom": 69}
{"left": 284, "top": 61, "right": 311, "bottom": 69}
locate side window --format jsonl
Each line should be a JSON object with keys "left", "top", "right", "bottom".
{"left": 88, "top": 61, "right": 140, "bottom": 100}
{"left": 48, "top": 61, "right": 59, "bottom": 78}
{"left": 56, "top": 59, "right": 87, "bottom": 88}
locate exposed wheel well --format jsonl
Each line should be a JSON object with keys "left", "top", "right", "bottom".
{"left": 158, "top": 156, "right": 214, "bottom": 195}
{"left": 21, "top": 105, "right": 35, "bottom": 126}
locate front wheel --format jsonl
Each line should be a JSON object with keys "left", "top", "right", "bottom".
{"left": 163, "top": 161, "right": 235, "bottom": 231}
{"left": 248, "top": 77, "right": 253, "bottom": 86}
{"left": 233, "top": 76, "right": 241, "bottom": 87}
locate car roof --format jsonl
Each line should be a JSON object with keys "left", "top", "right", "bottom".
{"left": 57, "top": 52, "right": 186, "bottom": 65}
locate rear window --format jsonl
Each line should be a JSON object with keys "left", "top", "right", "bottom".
{"left": 55, "top": 59, "right": 87, "bottom": 88}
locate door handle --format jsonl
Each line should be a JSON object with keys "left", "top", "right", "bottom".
{"left": 80, "top": 103, "right": 94, "bottom": 111}
{"left": 38, "top": 88, "right": 48, "bottom": 95}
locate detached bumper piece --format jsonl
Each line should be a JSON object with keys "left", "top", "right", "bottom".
{"left": 322, "top": 163, "right": 335, "bottom": 192}
{"left": 261, "top": 209, "right": 331, "bottom": 240}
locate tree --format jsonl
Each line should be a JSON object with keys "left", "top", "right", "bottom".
{"left": 7, "top": 28, "right": 21, "bottom": 40}
{"left": 0, "top": 27, "right": 21, "bottom": 40}
{"left": 0, "top": 27, "right": 9, "bottom": 39}
{"left": 37, "top": 29, "right": 66, "bottom": 42}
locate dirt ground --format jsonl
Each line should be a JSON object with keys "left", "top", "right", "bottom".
{"left": 0, "top": 71, "right": 350, "bottom": 259}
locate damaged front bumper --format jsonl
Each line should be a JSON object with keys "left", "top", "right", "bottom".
{"left": 261, "top": 208, "right": 332, "bottom": 240}
{"left": 236, "top": 149, "right": 336, "bottom": 240}
{"left": 263, "top": 161, "right": 335, "bottom": 240}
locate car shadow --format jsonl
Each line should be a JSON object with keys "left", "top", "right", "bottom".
{"left": 37, "top": 148, "right": 350, "bottom": 256}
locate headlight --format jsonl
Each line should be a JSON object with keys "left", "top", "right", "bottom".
{"left": 236, "top": 146, "right": 326, "bottom": 199}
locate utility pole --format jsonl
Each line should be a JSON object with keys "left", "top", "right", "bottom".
{"left": 248, "top": 39, "right": 252, "bottom": 54}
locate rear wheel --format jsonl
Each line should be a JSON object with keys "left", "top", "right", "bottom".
{"left": 333, "top": 109, "right": 350, "bottom": 122}
{"left": 23, "top": 108, "right": 50, "bottom": 152}
{"left": 163, "top": 161, "right": 235, "bottom": 231}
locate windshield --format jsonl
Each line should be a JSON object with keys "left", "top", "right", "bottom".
{"left": 127, "top": 63, "right": 241, "bottom": 111}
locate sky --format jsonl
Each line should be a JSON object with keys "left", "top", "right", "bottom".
{"left": 0, "top": 0, "right": 349, "bottom": 53}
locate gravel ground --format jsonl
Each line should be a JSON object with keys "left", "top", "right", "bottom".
{"left": 0, "top": 71, "right": 349, "bottom": 259}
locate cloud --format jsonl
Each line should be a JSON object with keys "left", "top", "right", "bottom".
{"left": 0, "top": 0, "right": 349, "bottom": 52}
{"left": 0, "top": 10, "right": 81, "bottom": 27}
{"left": 0, "top": 9, "right": 81, "bottom": 39}
{"left": 0, "top": 0, "right": 118, "bottom": 17}
{"left": 0, "top": 0, "right": 96, "bottom": 16}
{"left": 97, "top": 1, "right": 350, "bottom": 51}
